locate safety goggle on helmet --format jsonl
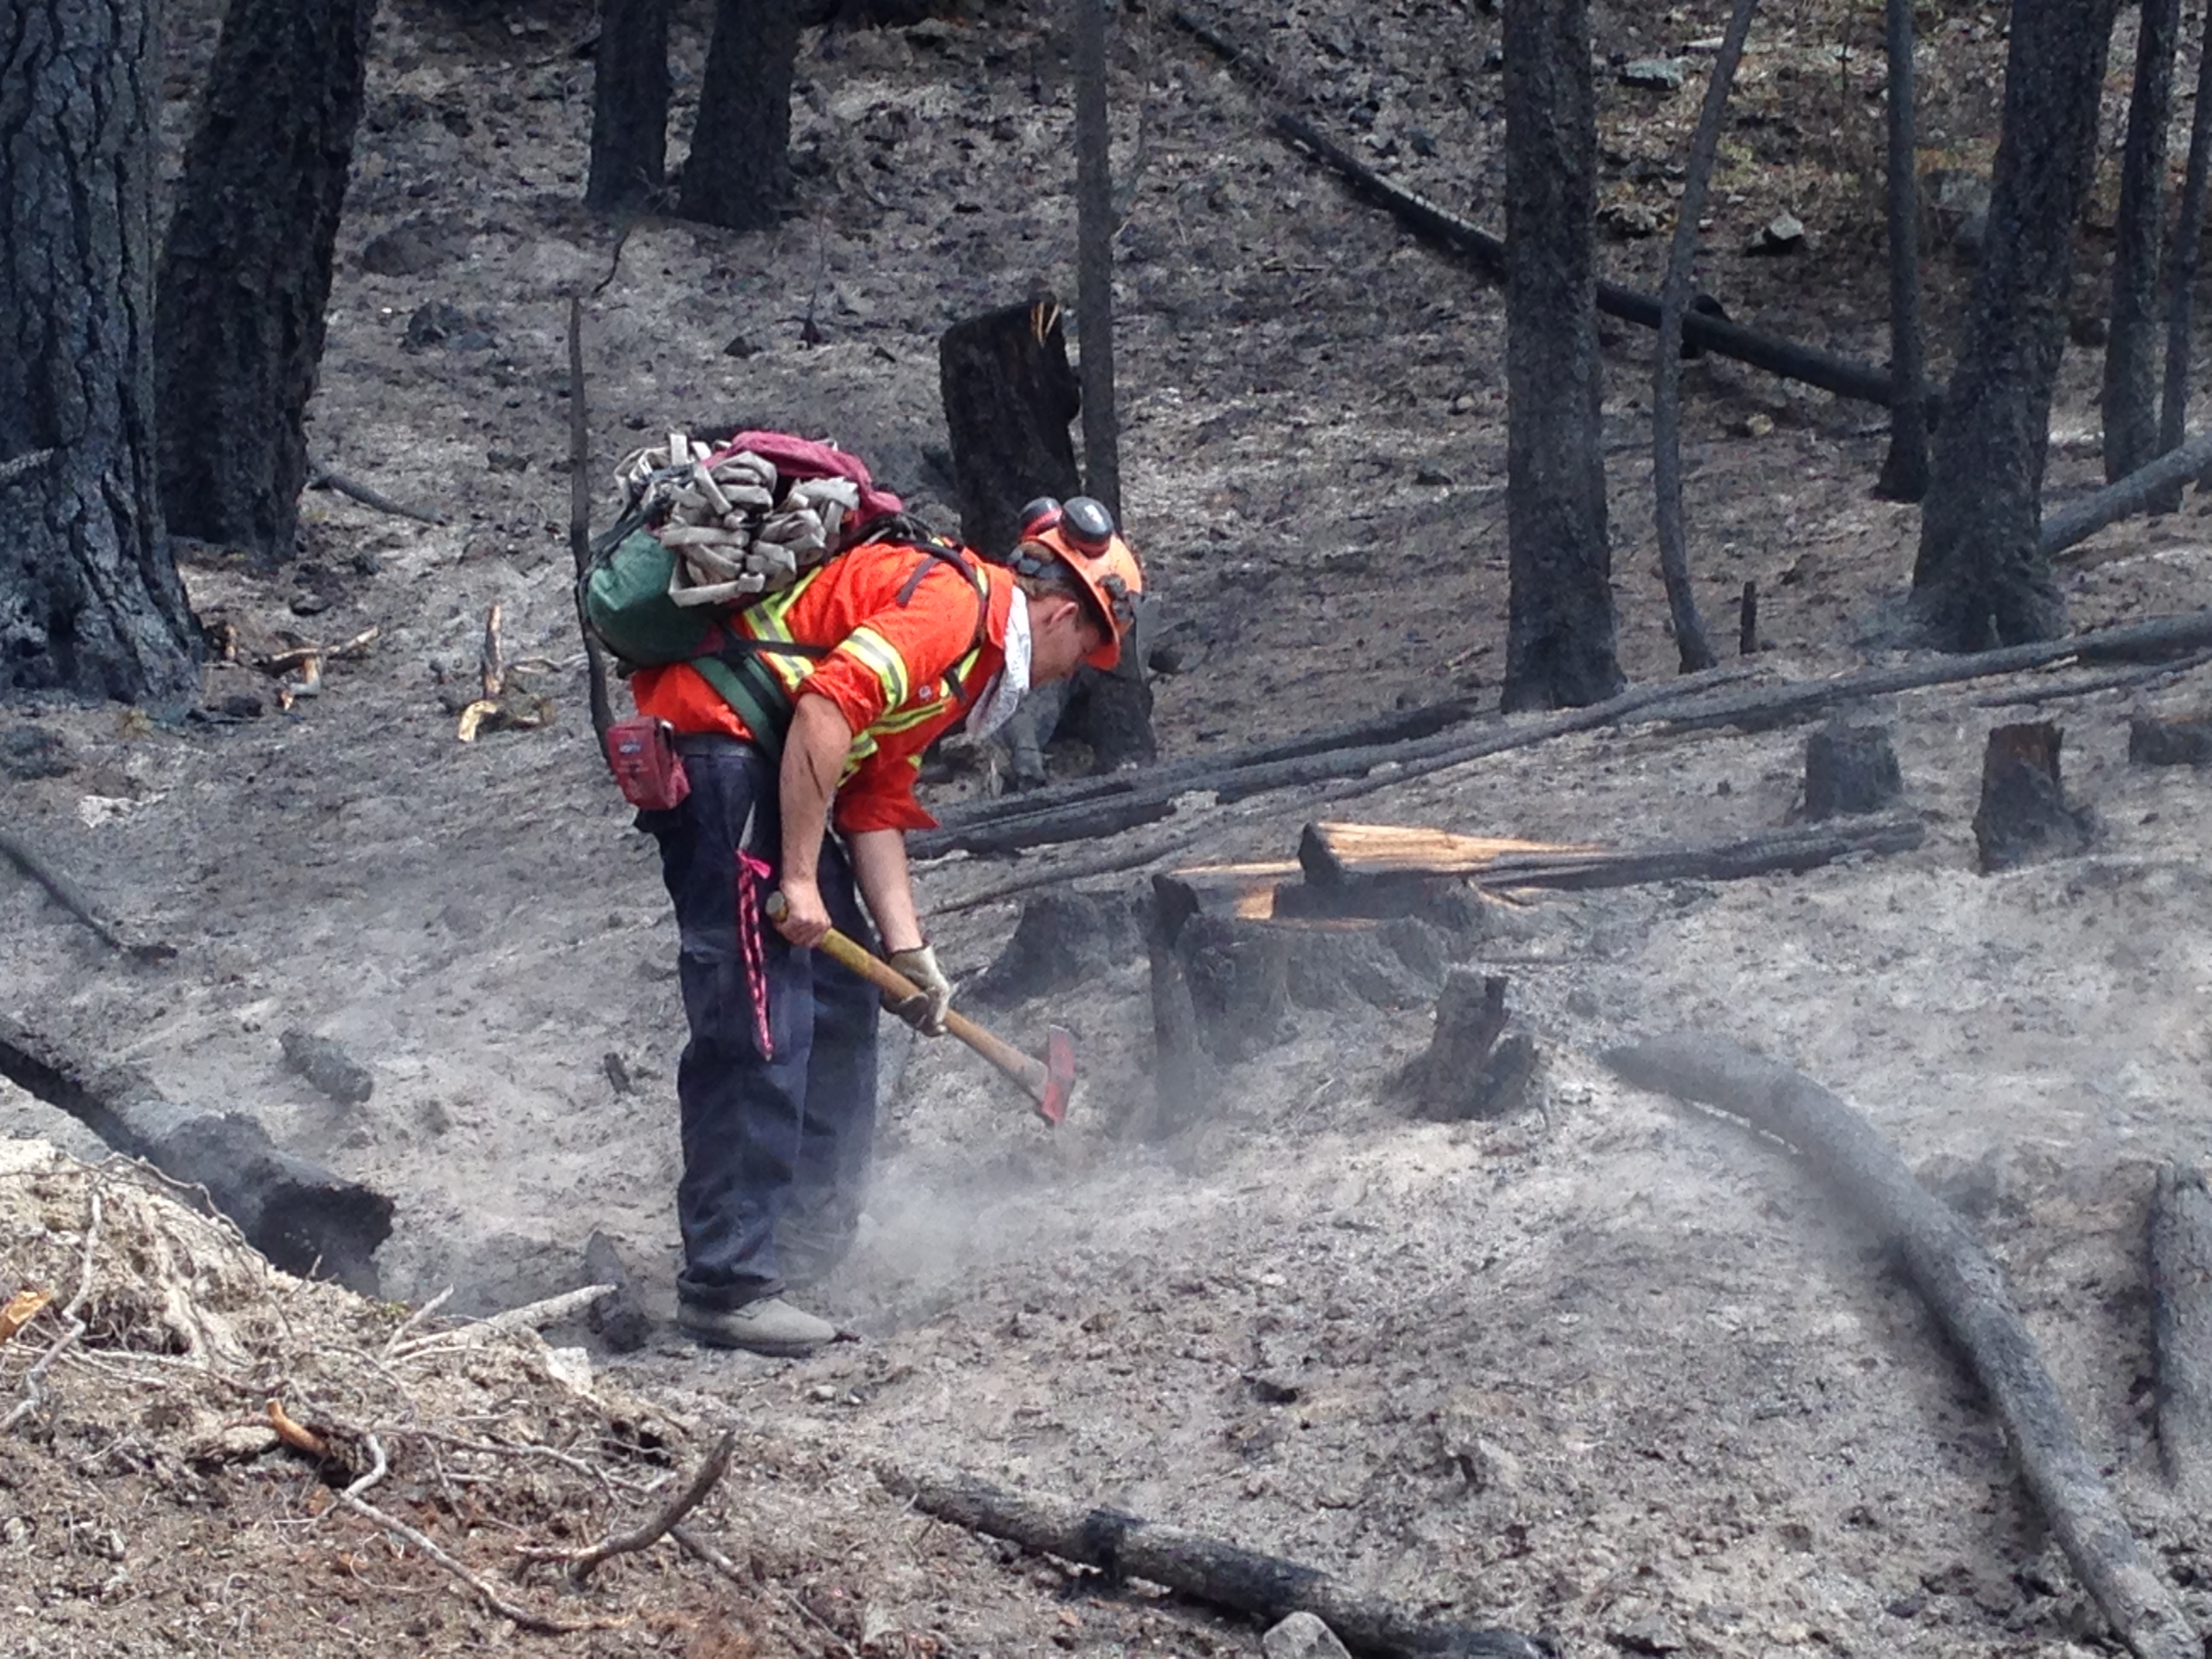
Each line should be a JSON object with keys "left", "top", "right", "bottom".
{"left": 1010, "top": 496, "right": 1143, "bottom": 670}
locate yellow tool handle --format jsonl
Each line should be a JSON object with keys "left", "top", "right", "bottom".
{"left": 766, "top": 897, "right": 1047, "bottom": 1095}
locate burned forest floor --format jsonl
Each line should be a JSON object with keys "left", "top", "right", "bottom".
{"left": 12, "top": 0, "right": 2212, "bottom": 1653}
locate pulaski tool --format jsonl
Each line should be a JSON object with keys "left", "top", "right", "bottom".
{"left": 764, "top": 894, "right": 1076, "bottom": 1125}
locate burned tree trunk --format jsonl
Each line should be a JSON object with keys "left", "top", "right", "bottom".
{"left": 2104, "top": 0, "right": 2179, "bottom": 484}
{"left": 2156, "top": 0, "right": 2212, "bottom": 512}
{"left": 155, "top": 0, "right": 376, "bottom": 563}
{"left": 939, "top": 297, "right": 1082, "bottom": 559}
{"left": 1650, "top": 0, "right": 1754, "bottom": 676}
{"left": 1500, "top": 0, "right": 1623, "bottom": 711}
{"left": 0, "top": 0, "right": 198, "bottom": 703}
{"left": 678, "top": 0, "right": 800, "bottom": 231}
{"left": 586, "top": 0, "right": 671, "bottom": 213}
{"left": 1875, "top": 0, "right": 1929, "bottom": 502}
{"left": 1973, "top": 721, "right": 2093, "bottom": 871}
{"left": 1912, "top": 0, "right": 2118, "bottom": 650}
{"left": 2150, "top": 1162, "right": 2212, "bottom": 1504}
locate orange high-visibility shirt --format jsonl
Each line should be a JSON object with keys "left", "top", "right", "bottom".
{"left": 630, "top": 537, "right": 1014, "bottom": 835}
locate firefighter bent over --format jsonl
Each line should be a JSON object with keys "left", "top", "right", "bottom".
{"left": 628, "top": 484, "right": 1141, "bottom": 1355}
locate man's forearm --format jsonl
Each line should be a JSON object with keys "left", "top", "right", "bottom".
{"left": 848, "top": 830, "right": 924, "bottom": 955}
{"left": 778, "top": 695, "right": 850, "bottom": 884}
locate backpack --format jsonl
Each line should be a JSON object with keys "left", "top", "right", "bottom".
{"left": 580, "top": 430, "right": 983, "bottom": 762}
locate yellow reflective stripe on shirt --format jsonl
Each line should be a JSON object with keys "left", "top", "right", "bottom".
{"left": 837, "top": 624, "right": 909, "bottom": 712}
{"left": 738, "top": 570, "right": 821, "bottom": 691}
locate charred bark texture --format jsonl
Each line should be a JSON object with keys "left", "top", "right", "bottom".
{"left": 1650, "top": 0, "right": 1753, "bottom": 675}
{"left": 1802, "top": 724, "right": 1903, "bottom": 820}
{"left": 1875, "top": 0, "right": 1929, "bottom": 501}
{"left": 1401, "top": 970, "right": 1529, "bottom": 1122}
{"left": 678, "top": 0, "right": 799, "bottom": 231}
{"left": 155, "top": 0, "right": 375, "bottom": 563}
{"left": 586, "top": 0, "right": 671, "bottom": 212}
{"left": 1500, "top": 0, "right": 1622, "bottom": 711}
{"left": 2155, "top": 1, "right": 2212, "bottom": 511}
{"left": 876, "top": 1462, "right": 1548, "bottom": 1659}
{"left": 1606, "top": 1036, "right": 2200, "bottom": 1659}
{"left": 0, "top": 1014, "right": 392, "bottom": 1294}
{"left": 2105, "top": 0, "right": 2179, "bottom": 484}
{"left": 0, "top": 0, "right": 197, "bottom": 703}
{"left": 2129, "top": 712, "right": 2212, "bottom": 765}
{"left": 1972, "top": 721, "right": 2093, "bottom": 872}
{"left": 939, "top": 298, "right": 1082, "bottom": 560}
{"left": 2152, "top": 1162, "right": 2212, "bottom": 1504}
{"left": 1912, "top": 0, "right": 2118, "bottom": 650}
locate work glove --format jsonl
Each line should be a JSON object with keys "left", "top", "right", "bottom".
{"left": 884, "top": 943, "right": 954, "bottom": 1037}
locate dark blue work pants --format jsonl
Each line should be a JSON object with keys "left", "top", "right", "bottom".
{"left": 638, "top": 739, "right": 879, "bottom": 1310}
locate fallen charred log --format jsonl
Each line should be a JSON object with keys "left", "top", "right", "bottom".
{"left": 1169, "top": 4, "right": 1904, "bottom": 411}
{"left": 0, "top": 1015, "right": 392, "bottom": 1294}
{"left": 2150, "top": 1162, "right": 2212, "bottom": 1504}
{"left": 877, "top": 1462, "right": 1547, "bottom": 1659}
{"left": 1657, "top": 606, "right": 2212, "bottom": 733}
{"left": 914, "top": 669, "right": 1746, "bottom": 859}
{"left": 2039, "top": 427, "right": 2212, "bottom": 559}
{"left": 1606, "top": 1035, "right": 2197, "bottom": 1659}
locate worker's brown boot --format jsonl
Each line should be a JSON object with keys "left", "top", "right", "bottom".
{"left": 678, "top": 1296, "right": 836, "bottom": 1357}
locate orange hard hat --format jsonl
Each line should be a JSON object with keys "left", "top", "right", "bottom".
{"left": 1011, "top": 496, "right": 1143, "bottom": 670}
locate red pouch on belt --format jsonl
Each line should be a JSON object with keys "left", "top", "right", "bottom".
{"left": 605, "top": 715, "right": 691, "bottom": 810}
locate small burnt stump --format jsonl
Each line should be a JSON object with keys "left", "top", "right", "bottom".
{"left": 1401, "top": 969, "right": 1536, "bottom": 1121}
{"left": 1142, "top": 934, "right": 1220, "bottom": 1141}
{"left": 280, "top": 1029, "right": 373, "bottom": 1105}
{"left": 1973, "top": 722, "right": 2094, "bottom": 872}
{"left": 970, "top": 888, "right": 1139, "bottom": 1006}
{"left": 583, "top": 1230, "right": 651, "bottom": 1354}
{"left": 1803, "top": 723, "right": 1902, "bottom": 820}
{"left": 2129, "top": 714, "right": 2212, "bottom": 768}
{"left": 1176, "top": 914, "right": 1294, "bottom": 1065}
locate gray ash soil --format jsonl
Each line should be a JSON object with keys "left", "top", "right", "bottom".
{"left": 10, "top": 0, "right": 2212, "bottom": 1653}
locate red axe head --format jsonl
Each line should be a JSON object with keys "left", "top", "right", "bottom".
{"left": 1033, "top": 1025, "right": 1077, "bottom": 1126}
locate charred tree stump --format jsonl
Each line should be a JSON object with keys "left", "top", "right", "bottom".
{"left": 1144, "top": 934, "right": 1218, "bottom": 1141}
{"left": 678, "top": 0, "right": 800, "bottom": 232}
{"left": 0, "top": 1015, "right": 393, "bottom": 1293}
{"left": 876, "top": 1462, "right": 1546, "bottom": 1659}
{"left": 1606, "top": 1035, "right": 2199, "bottom": 1659}
{"left": 2150, "top": 1162, "right": 2212, "bottom": 1504}
{"left": 1401, "top": 970, "right": 1534, "bottom": 1121}
{"left": 939, "top": 296, "right": 1082, "bottom": 561}
{"left": 155, "top": 0, "right": 376, "bottom": 562}
{"left": 1802, "top": 724, "right": 1903, "bottom": 820}
{"left": 1176, "top": 914, "right": 1294, "bottom": 1065}
{"left": 1973, "top": 722, "right": 2092, "bottom": 871}
{"left": 586, "top": 0, "right": 672, "bottom": 213}
{"left": 969, "top": 888, "right": 1139, "bottom": 1006}
{"left": 2129, "top": 713, "right": 2212, "bottom": 766}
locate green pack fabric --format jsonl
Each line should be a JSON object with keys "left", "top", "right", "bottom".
{"left": 583, "top": 525, "right": 796, "bottom": 762}
{"left": 583, "top": 528, "right": 718, "bottom": 669}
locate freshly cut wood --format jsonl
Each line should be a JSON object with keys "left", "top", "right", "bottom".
{"left": 1973, "top": 722, "right": 2091, "bottom": 872}
{"left": 1801, "top": 724, "right": 1902, "bottom": 821}
{"left": 1605, "top": 1036, "right": 2198, "bottom": 1659}
{"left": 0, "top": 1014, "right": 392, "bottom": 1294}
{"left": 1659, "top": 606, "right": 2212, "bottom": 734}
{"left": 1300, "top": 822, "right": 1594, "bottom": 884}
{"left": 1153, "top": 861, "right": 1300, "bottom": 933}
{"left": 876, "top": 1462, "right": 1547, "bottom": 1659}
{"left": 2129, "top": 712, "right": 2212, "bottom": 766}
{"left": 2150, "top": 1162, "right": 2212, "bottom": 1504}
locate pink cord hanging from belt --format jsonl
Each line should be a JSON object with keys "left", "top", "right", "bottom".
{"left": 735, "top": 851, "right": 777, "bottom": 1060}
